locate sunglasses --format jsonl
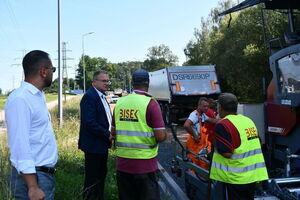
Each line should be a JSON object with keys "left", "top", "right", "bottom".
{"left": 46, "top": 66, "right": 56, "bottom": 72}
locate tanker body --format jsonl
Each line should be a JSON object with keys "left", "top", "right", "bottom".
{"left": 148, "top": 65, "right": 221, "bottom": 124}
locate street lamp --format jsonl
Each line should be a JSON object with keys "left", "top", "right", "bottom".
{"left": 82, "top": 32, "right": 95, "bottom": 93}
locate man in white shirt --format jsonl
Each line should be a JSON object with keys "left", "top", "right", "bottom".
{"left": 184, "top": 97, "right": 218, "bottom": 170}
{"left": 5, "top": 50, "right": 58, "bottom": 200}
{"left": 78, "top": 70, "right": 113, "bottom": 200}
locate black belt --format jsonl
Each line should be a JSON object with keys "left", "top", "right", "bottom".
{"left": 35, "top": 166, "right": 56, "bottom": 174}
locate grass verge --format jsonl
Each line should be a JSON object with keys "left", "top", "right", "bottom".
{"left": 51, "top": 96, "right": 118, "bottom": 200}
{"left": 0, "top": 96, "right": 7, "bottom": 110}
{"left": 0, "top": 135, "right": 13, "bottom": 199}
{"left": 0, "top": 95, "right": 118, "bottom": 199}
{"left": 0, "top": 93, "right": 58, "bottom": 110}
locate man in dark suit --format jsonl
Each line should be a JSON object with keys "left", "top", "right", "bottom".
{"left": 79, "top": 70, "right": 112, "bottom": 200}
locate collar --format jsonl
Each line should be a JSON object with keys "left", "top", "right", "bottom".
{"left": 133, "top": 90, "right": 152, "bottom": 97}
{"left": 93, "top": 87, "right": 106, "bottom": 98}
{"left": 21, "top": 81, "right": 42, "bottom": 95}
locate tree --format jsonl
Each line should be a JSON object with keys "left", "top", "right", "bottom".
{"left": 111, "top": 61, "right": 143, "bottom": 90}
{"left": 75, "top": 56, "right": 114, "bottom": 90}
{"left": 0, "top": 88, "right": 2, "bottom": 95}
{"left": 143, "top": 44, "right": 178, "bottom": 71}
{"left": 183, "top": 0, "right": 288, "bottom": 102}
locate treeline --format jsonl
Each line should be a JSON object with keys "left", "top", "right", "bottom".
{"left": 46, "top": 44, "right": 178, "bottom": 93}
{"left": 49, "top": 0, "right": 295, "bottom": 102}
{"left": 184, "top": 1, "right": 290, "bottom": 102}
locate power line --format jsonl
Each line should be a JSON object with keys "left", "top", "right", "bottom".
{"left": 11, "top": 49, "right": 27, "bottom": 81}
{"left": 4, "top": 0, "right": 26, "bottom": 47}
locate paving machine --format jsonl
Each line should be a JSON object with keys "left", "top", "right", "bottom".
{"left": 170, "top": 0, "right": 300, "bottom": 199}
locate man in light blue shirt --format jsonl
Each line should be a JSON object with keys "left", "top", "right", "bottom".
{"left": 5, "top": 50, "right": 58, "bottom": 200}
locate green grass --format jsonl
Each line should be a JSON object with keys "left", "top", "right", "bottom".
{"left": 0, "top": 93, "right": 58, "bottom": 110}
{"left": 0, "top": 133, "right": 13, "bottom": 199}
{"left": 0, "top": 96, "right": 7, "bottom": 110}
{"left": 45, "top": 93, "right": 58, "bottom": 103}
{"left": 0, "top": 95, "right": 118, "bottom": 199}
{"left": 51, "top": 96, "right": 118, "bottom": 200}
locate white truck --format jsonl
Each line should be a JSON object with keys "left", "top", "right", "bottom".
{"left": 148, "top": 65, "right": 221, "bottom": 124}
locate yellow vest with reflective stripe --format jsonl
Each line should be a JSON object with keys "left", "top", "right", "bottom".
{"left": 210, "top": 114, "right": 269, "bottom": 184}
{"left": 115, "top": 93, "right": 158, "bottom": 159}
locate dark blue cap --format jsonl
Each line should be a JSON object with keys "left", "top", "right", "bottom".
{"left": 132, "top": 69, "right": 149, "bottom": 83}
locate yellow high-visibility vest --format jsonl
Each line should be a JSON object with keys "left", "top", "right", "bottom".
{"left": 115, "top": 93, "right": 158, "bottom": 159}
{"left": 210, "top": 114, "right": 269, "bottom": 184}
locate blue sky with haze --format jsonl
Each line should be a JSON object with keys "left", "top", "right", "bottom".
{"left": 0, "top": 0, "right": 221, "bottom": 92}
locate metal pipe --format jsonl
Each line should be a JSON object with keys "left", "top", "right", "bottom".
{"left": 286, "top": 148, "right": 291, "bottom": 177}
{"left": 288, "top": 9, "right": 295, "bottom": 33}
{"left": 271, "top": 177, "right": 300, "bottom": 184}
{"left": 82, "top": 32, "right": 95, "bottom": 93}
{"left": 57, "top": 0, "right": 63, "bottom": 127}
{"left": 287, "top": 188, "right": 300, "bottom": 193}
{"left": 288, "top": 154, "right": 300, "bottom": 159}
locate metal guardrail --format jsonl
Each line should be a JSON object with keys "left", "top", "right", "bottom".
{"left": 158, "top": 162, "right": 189, "bottom": 200}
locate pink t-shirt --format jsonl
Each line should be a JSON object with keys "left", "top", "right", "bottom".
{"left": 113, "top": 90, "right": 165, "bottom": 174}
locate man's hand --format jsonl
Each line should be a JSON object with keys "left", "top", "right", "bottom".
{"left": 184, "top": 119, "right": 200, "bottom": 143}
{"left": 109, "top": 133, "right": 115, "bottom": 142}
{"left": 21, "top": 173, "right": 45, "bottom": 200}
{"left": 28, "top": 186, "right": 45, "bottom": 200}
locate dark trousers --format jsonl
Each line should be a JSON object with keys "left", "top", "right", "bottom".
{"left": 224, "top": 182, "right": 256, "bottom": 200}
{"left": 83, "top": 152, "right": 108, "bottom": 200}
{"left": 117, "top": 170, "right": 160, "bottom": 200}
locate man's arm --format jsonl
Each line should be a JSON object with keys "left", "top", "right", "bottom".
{"left": 214, "top": 123, "right": 235, "bottom": 158}
{"left": 205, "top": 118, "right": 220, "bottom": 124}
{"left": 5, "top": 98, "right": 44, "bottom": 199}
{"left": 80, "top": 94, "right": 110, "bottom": 138}
{"left": 220, "top": 152, "right": 233, "bottom": 158}
{"left": 183, "top": 119, "right": 199, "bottom": 143}
{"left": 202, "top": 112, "right": 219, "bottom": 124}
{"left": 21, "top": 174, "right": 45, "bottom": 200}
{"left": 110, "top": 109, "right": 116, "bottom": 142}
{"left": 147, "top": 99, "right": 166, "bottom": 143}
{"left": 154, "top": 129, "right": 166, "bottom": 142}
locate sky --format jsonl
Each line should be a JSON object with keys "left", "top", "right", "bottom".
{"left": 0, "top": 0, "right": 221, "bottom": 93}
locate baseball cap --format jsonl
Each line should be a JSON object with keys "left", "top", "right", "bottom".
{"left": 132, "top": 69, "right": 149, "bottom": 83}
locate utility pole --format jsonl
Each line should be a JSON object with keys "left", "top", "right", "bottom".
{"left": 62, "top": 42, "right": 73, "bottom": 89}
{"left": 82, "top": 32, "right": 95, "bottom": 93}
{"left": 62, "top": 42, "right": 73, "bottom": 101}
{"left": 73, "top": 64, "right": 78, "bottom": 90}
{"left": 57, "top": 0, "right": 63, "bottom": 127}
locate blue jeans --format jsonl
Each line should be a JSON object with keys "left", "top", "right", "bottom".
{"left": 9, "top": 167, "right": 55, "bottom": 200}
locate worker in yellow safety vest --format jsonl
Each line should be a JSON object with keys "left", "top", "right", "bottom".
{"left": 111, "top": 69, "right": 166, "bottom": 200}
{"left": 210, "top": 93, "right": 269, "bottom": 199}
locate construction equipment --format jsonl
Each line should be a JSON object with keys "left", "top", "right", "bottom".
{"left": 148, "top": 65, "right": 220, "bottom": 124}
{"left": 170, "top": 0, "right": 300, "bottom": 199}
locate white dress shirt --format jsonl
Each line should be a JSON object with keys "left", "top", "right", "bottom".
{"left": 5, "top": 81, "right": 58, "bottom": 174}
{"left": 94, "top": 87, "right": 112, "bottom": 131}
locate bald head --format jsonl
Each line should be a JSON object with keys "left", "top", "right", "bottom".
{"left": 218, "top": 93, "right": 238, "bottom": 113}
